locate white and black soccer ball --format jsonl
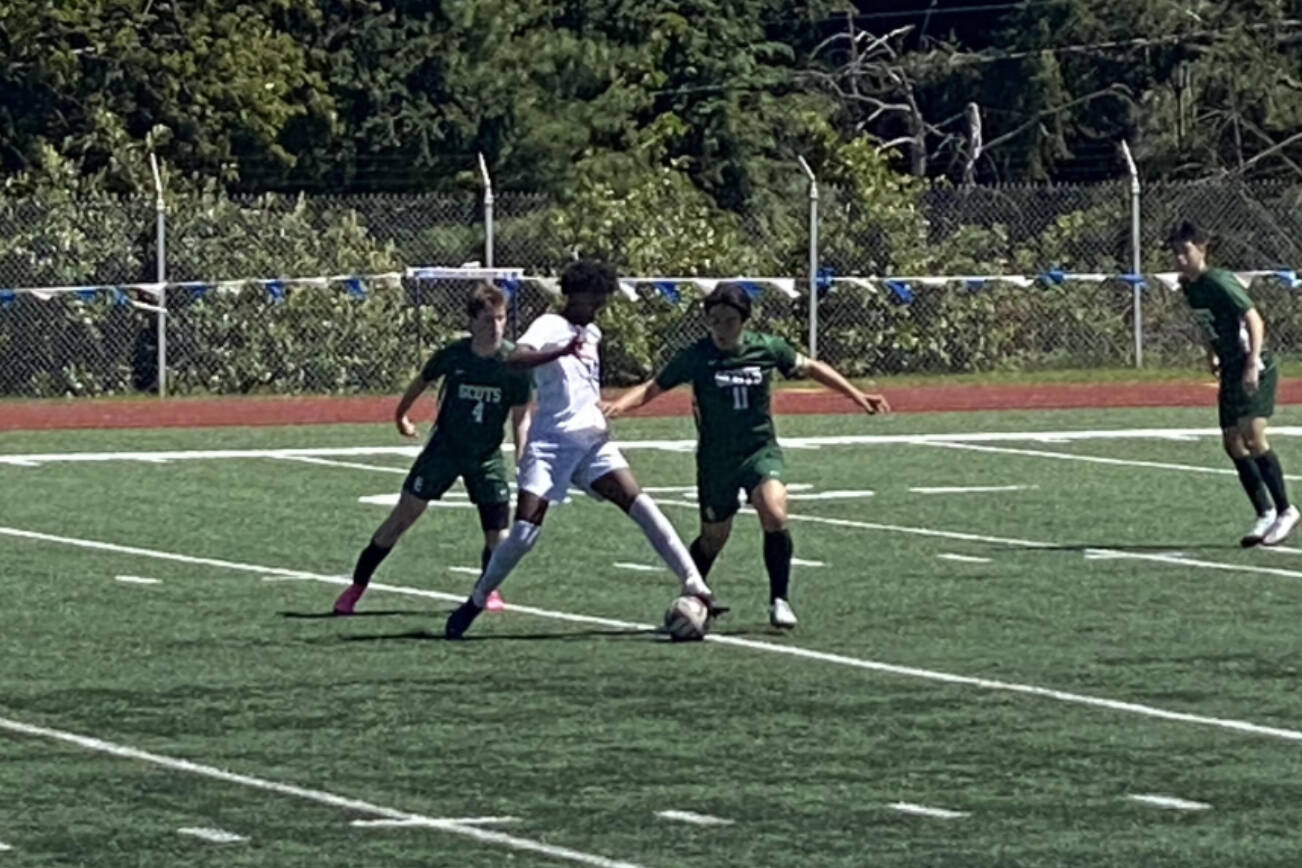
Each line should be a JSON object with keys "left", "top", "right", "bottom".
{"left": 663, "top": 595, "right": 710, "bottom": 642}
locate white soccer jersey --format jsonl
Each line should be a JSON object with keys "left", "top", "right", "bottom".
{"left": 517, "top": 312, "right": 607, "bottom": 440}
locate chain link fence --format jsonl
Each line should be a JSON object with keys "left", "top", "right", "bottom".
{"left": 3, "top": 180, "right": 1302, "bottom": 396}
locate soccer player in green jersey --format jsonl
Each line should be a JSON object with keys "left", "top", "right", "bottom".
{"left": 601, "top": 284, "right": 890, "bottom": 627}
{"left": 333, "top": 284, "right": 533, "bottom": 614}
{"left": 1169, "top": 220, "right": 1298, "bottom": 547}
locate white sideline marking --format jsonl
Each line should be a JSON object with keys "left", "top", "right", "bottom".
{"left": 114, "top": 575, "right": 161, "bottom": 585}
{"left": 1262, "top": 546, "right": 1302, "bottom": 555}
{"left": 276, "top": 455, "right": 406, "bottom": 475}
{"left": 448, "top": 566, "right": 481, "bottom": 575}
{"left": 910, "top": 485, "right": 1034, "bottom": 494}
{"left": 0, "top": 715, "right": 643, "bottom": 868}
{"left": 9, "top": 525, "right": 1302, "bottom": 744}
{"left": 614, "top": 562, "right": 662, "bottom": 572}
{"left": 358, "top": 493, "right": 474, "bottom": 509}
{"left": 937, "top": 553, "right": 992, "bottom": 564}
{"left": 12, "top": 427, "right": 1302, "bottom": 467}
{"left": 786, "top": 490, "right": 874, "bottom": 500}
{"left": 887, "top": 802, "right": 968, "bottom": 819}
{"left": 0, "top": 841, "right": 10, "bottom": 851}
{"left": 655, "top": 810, "right": 734, "bottom": 826}
{"left": 791, "top": 557, "right": 826, "bottom": 567}
{"left": 1128, "top": 794, "right": 1211, "bottom": 811}
{"left": 929, "top": 441, "right": 1302, "bottom": 482}
{"left": 177, "top": 827, "right": 246, "bottom": 844}
{"left": 353, "top": 816, "right": 519, "bottom": 827}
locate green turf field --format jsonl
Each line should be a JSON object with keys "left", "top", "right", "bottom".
{"left": 5, "top": 406, "right": 1302, "bottom": 867}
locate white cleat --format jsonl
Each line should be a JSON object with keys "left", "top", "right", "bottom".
{"left": 769, "top": 598, "right": 798, "bottom": 629}
{"left": 1241, "top": 510, "right": 1277, "bottom": 548}
{"left": 1262, "top": 506, "right": 1301, "bottom": 546}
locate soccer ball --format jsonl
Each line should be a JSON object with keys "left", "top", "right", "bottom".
{"left": 664, "top": 595, "right": 710, "bottom": 642}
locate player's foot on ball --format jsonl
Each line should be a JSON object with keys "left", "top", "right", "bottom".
{"left": 445, "top": 599, "right": 484, "bottom": 639}
{"left": 1241, "top": 510, "right": 1278, "bottom": 547}
{"left": 333, "top": 584, "right": 364, "bottom": 615}
{"left": 1263, "top": 505, "right": 1301, "bottom": 546}
{"left": 769, "top": 597, "right": 798, "bottom": 629}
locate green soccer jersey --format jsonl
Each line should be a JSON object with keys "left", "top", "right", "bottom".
{"left": 655, "top": 331, "right": 802, "bottom": 461}
{"left": 421, "top": 339, "right": 532, "bottom": 458}
{"left": 1183, "top": 268, "right": 1264, "bottom": 368}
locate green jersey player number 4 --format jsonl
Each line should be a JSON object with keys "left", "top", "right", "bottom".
{"left": 602, "top": 284, "right": 889, "bottom": 629}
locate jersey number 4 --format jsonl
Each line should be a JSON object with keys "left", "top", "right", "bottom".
{"left": 472, "top": 401, "right": 485, "bottom": 423}
{"left": 731, "top": 386, "right": 749, "bottom": 410}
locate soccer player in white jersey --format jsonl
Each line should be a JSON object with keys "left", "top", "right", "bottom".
{"left": 445, "top": 260, "right": 722, "bottom": 638}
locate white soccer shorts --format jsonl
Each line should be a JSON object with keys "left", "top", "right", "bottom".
{"left": 517, "top": 436, "right": 630, "bottom": 503}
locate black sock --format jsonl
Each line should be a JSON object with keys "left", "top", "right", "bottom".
{"left": 481, "top": 546, "right": 492, "bottom": 573}
{"left": 352, "top": 540, "right": 392, "bottom": 587}
{"left": 688, "top": 537, "right": 718, "bottom": 578}
{"left": 1233, "top": 457, "right": 1273, "bottom": 515}
{"left": 1254, "top": 451, "right": 1291, "bottom": 512}
{"left": 763, "top": 530, "right": 794, "bottom": 603}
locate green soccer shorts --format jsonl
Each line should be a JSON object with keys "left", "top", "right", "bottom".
{"left": 402, "top": 445, "right": 511, "bottom": 505}
{"left": 696, "top": 445, "right": 786, "bottom": 523}
{"left": 1219, "top": 358, "right": 1278, "bottom": 429}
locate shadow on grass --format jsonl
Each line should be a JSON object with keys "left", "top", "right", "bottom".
{"left": 279, "top": 610, "right": 439, "bottom": 619}
{"left": 340, "top": 627, "right": 658, "bottom": 642}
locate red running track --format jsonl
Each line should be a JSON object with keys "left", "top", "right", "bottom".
{"left": 4, "top": 379, "right": 1298, "bottom": 431}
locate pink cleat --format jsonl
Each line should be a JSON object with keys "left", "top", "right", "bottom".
{"left": 333, "top": 584, "right": 365, "bottom": 615}
{"left": 485, "top": 589, "right": 505, "bottom": 612}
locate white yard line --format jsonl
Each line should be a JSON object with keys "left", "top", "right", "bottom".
{"left": 791, "top": 557, "right": 826, "bottom": 567}
{"left": 114, "top": 575, "right": 161, "bottom": 585}
{"left": 887, "top": 802, "right": 968, "bottom": 819}
{"left": 0, "top": 715, "right": 644, "bottom": 868}
{"left": 786, "top": 490, "right": 874, "bottom": 500}
{"left": 928, "top": 441, "right": 1302, "bottom": 482}
{"left": 1127, "top": 794, "right": 1211, "bottom": 811}
{"left": 177, "top": 827, "right": 247, "bottom": 844}
{"left": 654, "top": 810, "right": 734, "bottom": 826}
{"left": 910, "top": 485, "right": 1034, "bottom": 494}
{"left": 11, "top": 427, "right": 1302, "bottom": 467}
{"left": 358, "top": 494, "right": 475, "bottom": 509}
{"left": 0, "top": 841, "right": 10, "bottom": 852}
{"left": 274, "top": 455, "right": 407, "bottom": 475}
{"left": 614, "top": 563, "right": 662, "bottom": 572}
{"left": 353, "top": 817, "right": 519, "bottom": 828}
{"left": 7, "top": 524, "right": 1302, "bottom": 743}
{"left": 936, "top": 554, "right": 992, "bottom": 564}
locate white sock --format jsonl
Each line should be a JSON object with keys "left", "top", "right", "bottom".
{"left": 627, "top": 494, "right": 708, "bottom": 594}
{"left": 471, "top": 520, "right": 541, "bottom": 607}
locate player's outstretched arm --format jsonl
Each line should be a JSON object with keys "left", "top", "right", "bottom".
{"left": 600, "top": 380, "right": 666, "bottom": 420}
{"left": 803, "top": 359, "right": 890, "bottom": 415}
{"left": 506, "top": 335, "right": 582, "bottom": 370}
{"left": 393, "top": 375, "right": 430, "bottom": 438}
{"left": 510, "top": 403, "right": 532, "bottom": 464}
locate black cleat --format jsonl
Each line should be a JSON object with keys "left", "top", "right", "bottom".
{"left": 697, "top": 596, "right": 730, "bottom": 619}
{"left": 445, "top": 599, "right": 485, "bottom": 639}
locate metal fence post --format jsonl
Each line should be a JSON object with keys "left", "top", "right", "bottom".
{"left": 479, "top": 153, "right": 494, "bottom": 268}
{"left": 149, "top": 152, "right": 168, "bottom": 397}
{"left": 798, "top": 155, "right": 819, "bottom": 359}
{"left": 1120, "top": 141, "right": 1142, "bottom": 368}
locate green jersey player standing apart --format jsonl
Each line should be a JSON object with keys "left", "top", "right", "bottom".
{"left": 333, "top": 283, "right": 533, "bottom": 614}
{"left": 602, "top": 284, "right": 890, "bottom": 628}
{"left": 1169, "top": 220, "right": 1298, "bottom": 547}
